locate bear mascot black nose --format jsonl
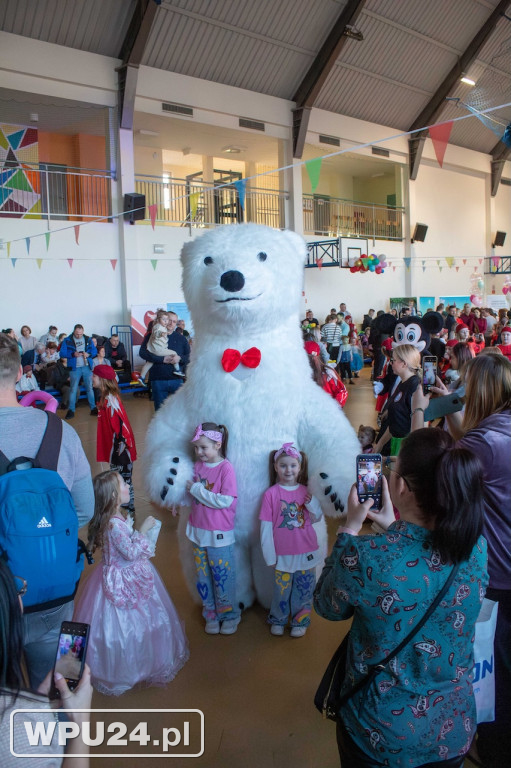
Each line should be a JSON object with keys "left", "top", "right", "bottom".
{"left": 220, "top": 270, "right": 245, "bottom": 292}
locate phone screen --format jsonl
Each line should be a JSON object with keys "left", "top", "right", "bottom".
{"left": 356, "top": 454, "right": 382, "bottom": 507}
{"left": 50, "top": 621, "right": 89, "bottom": 698}
{"left": 422, "top": 357, "right": 437, "bottom": 393}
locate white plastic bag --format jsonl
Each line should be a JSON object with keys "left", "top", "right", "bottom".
{"left": 472, "top": 598, "right": 498, "bottom": 724}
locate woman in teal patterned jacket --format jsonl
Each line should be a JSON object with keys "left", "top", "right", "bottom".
{"left": 314, "top": 428, "right": 488, "bottom": 768}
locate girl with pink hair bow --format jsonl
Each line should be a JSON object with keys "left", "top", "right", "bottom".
{"left": 259, "top": 443, "right": 323, "bottom": 638}
{"left": 185, "top": 422, "right": 240, "bottom": 635}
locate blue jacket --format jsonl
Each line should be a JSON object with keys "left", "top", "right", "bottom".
{"left": 59, "top": 334, "right": 97, "bottom": 371}
{"left": 139, "top": 330, "right": 190, "bottom": 381}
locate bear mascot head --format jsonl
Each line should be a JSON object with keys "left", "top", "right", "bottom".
{"left": 143, "top": 224, "right": 360, "bottom": 611}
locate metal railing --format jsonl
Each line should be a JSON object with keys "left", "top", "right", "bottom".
{"left": 135, "top": 175, "right": 286, "bottom": 229}
{"left": 303, "top": 194, "right": 404, "bottom": 241}
{"left": 0, "top": 163, "right": 113, "bottom": 220}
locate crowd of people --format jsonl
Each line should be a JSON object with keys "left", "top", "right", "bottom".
{"left": 1, "top": 295, "right": 510, "bottom": 767}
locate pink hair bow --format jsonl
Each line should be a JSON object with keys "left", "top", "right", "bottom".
{"left": 191, "top": 424, "right": 223, "bottom": 443}
{"left": 274, "top": 442, "right": 301, "bottom": 461}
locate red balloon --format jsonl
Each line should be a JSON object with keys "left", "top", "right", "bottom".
{"left": 375, "top": 266, "right": 382, "bottom": 274}
{"left": 350, "top": 266, "right": 358, "bottom": 273}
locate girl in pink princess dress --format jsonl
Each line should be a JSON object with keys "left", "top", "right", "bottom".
{"left": 74, "top": 470, "right": 189, "bottom": 695}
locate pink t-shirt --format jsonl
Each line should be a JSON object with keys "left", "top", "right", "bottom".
{"left": 189, "top": 459, "right": 237, "bottom": 531}
{"left": 259, "top": 484, "right": 319, "bottom": 556}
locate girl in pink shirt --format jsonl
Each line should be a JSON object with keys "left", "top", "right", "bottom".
{"left": 186, "top": 422, "right": 240, "bottom": 635}
{"left": 259, "top": 443, "right": 322, "bottom": 638}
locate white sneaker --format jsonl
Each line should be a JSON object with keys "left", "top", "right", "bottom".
{"left": 220, "top": 619, "right": 239, "bottom": 635}
{"left": 290, "top": 626, "right": 307, "bottom": 638}
{"left": 205, "top": 620, "right": 220, "bottom": 634}
{"left": 270, "top": 624, "right": 285, "bottom": 636}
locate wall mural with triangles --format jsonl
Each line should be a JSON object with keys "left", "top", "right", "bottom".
{"left": 0, "top": 123, "right": 40, "bottom": 218}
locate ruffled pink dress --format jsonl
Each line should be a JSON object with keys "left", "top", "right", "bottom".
{"left": 74, "top": 516, "right": 189, "bottom": 695}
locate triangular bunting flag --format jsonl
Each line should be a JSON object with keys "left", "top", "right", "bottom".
{"left": 462, "top": 259, "right": 467, "bottom": 265}
{"left": 439, "top": 266, "right": 443, "bottom": 272}
{"left": 25, "top": 237, "right": 30, "bottom": 254}
{"left": 6, "top": 242, "right": 10, "bottom": 258}
{"left": 437, "top": 260, "right": 441, "bottom": 266}
{"left": 36, "top": 259, "right": 43, "bottom": 269}
{"left": 74, "top": 225, "right": 80, "bottom": 245}
{"left": 392, "top": 266, "right": 396, "bottom": 272}
{"left": 110, "top": 259, "right": 117, "bottom": 271}
{"left": 151, "top": 259, "right": 158, "bottom": 270}
{"left": 478, "top": 259, "right": 483, "bottom": 265}
{"left": 305, "top": 157, "right": 322, "bottom": 194}
{"left": 492, "top": 256, "right": 500, "bottom": 267}
{"left": 68, "top": 259, "right": 73, "bottom": 268}
{"left": 189, "top": 192, "right": 200, "bottom": 219}
{"left": 148, "top": 204, "right": 157, "bottom": 230}
{"left": 316, "top": 256, "right": 323, "bottom": 271}
{"left": 429, "top": 121, "right": 453, "bottom": 167}
{"left": 233, "top": 179, "right": 247, "bottom": 210}
{"left": 455, "top": 266, "right": 460, "bottom": 272}
{"left": 422, "top": 266, "right": 426, "bottom": 273}
{"left": 445, "top": 257, "right": 454, "bottom": 268}
{"left": 11, "top": 258, "right": 17, "bottom": 267}
{"left": 45, "top": 232, "right": 50, "bottom": 251}
{"left": 404, "top": 257, "right": 411, "bottom": 270}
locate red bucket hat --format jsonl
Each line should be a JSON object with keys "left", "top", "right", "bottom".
{"left": 93, "top": 365, "right": 116, "bottom": 380}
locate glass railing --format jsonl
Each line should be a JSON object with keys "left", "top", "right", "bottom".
{"left": 0, "top": 163, "right": 113, "bottom": 220}
{"left": 303, "top": 194, "right": 404, "bottom": 241}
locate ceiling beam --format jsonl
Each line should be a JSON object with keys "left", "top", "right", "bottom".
{"left": 408, "top": 0, "right": 510, "bottom": 177}
{"left": 118, "top": 0, "right": 160, "bottom": 130}
{"left": 292, "top": 0, "right": 367, "bottom": 157}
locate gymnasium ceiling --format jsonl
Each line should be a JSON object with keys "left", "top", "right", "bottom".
{"left": 1, "top": 0, "right": 511, "bottom": 158}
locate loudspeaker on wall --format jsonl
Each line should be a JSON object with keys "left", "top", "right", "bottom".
{"left": 124, "top": 193, "right": 146, "bottom": 222}
{"left": 412, "top": 223, "right": 428, "bottom": 243}
{"left": 493, "top": 231, "right": 506, "bottom": 247}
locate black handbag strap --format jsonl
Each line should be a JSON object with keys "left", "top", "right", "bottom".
{"left": 339, "top": 562, "right": 460, "bottom": 707}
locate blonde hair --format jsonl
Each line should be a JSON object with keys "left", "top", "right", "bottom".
{"left": 461, "top": 355, "right": 511, "bottom": 433}
{"left": 393, "top": 343, "right": 421, "bottom": 373}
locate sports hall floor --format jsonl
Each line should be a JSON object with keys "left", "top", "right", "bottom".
{"left": 69, "top": 365, "right": 479, "bottom": 767}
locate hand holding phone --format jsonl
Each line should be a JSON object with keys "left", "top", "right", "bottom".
{"left": 422, "top": 356, "right": 437, "bottom": 394}
{"left": 49, "top": 621, "right": 89, "bottom": 700}
{"left": 356, "top": 454, "right": 383, "bottom": 509}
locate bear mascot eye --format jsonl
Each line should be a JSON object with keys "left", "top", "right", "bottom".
{"left": 257, "top": 252, "right": 267, "bottom": 262}
{"left": 204, "top": 256, "right": 213, "bottom": 265}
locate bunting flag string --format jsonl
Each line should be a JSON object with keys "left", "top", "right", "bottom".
{"left": 74, "top": 226, "right": 80, "bottom": 245}
{"left": 148, "top": 204, "right": 157, "bottom": 230}
{"left": 448, "top": 99, "right": 511, "bottom": 148}
{"left": 429, "top": 121, "right": 454, "bottom": 167}
{"left": 151, "top": 259, "right": 158, "bottom": 270}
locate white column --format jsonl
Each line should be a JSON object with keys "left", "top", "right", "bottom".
{"left": 279, "top": 136, "right": 303, "bottom": 233}
{"left": 116, "top": 127, "right": 137, "bottom": 322}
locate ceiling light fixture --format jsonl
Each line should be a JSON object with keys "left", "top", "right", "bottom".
{"left": 460, "top": 75, "right": 476, "bottom": 86}
{"left": 221, "top": 145, "right": 245, "bottom": 154}
{"left": 138, "top": 129, "right": 159, "bottom": 136}
{"left": 343, "top": 25, "right": 364, "bottom": 41}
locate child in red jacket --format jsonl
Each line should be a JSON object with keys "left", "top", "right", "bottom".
{"left": 92, "top": 365, "right": 137, "bottom": 518}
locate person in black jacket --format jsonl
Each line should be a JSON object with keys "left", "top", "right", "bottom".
{"left": 104, "top": 335, "right": 132, "bottom": 380}
{"left": 139, "top": 312, "right": 190, "bottom": 410}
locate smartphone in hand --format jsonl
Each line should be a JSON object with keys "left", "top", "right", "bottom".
{"left": 422, "top": 356, "right": 437, "bottom": 394}
{"left": 49, "top": 621, "right": 89, "bottom": 699}
{"left": 356, "top": 454, "right": 383, "bottom": 509}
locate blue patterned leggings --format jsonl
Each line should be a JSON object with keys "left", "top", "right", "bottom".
{"left": 269, "top": 568, "right": 316, "bottom": 627}
{"left": 192, "top": 544, "right": 240, "bottom": 623}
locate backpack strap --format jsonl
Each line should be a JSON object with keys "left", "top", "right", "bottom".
{"left": 35, "top": 412, "right": 63, "bottom": 471}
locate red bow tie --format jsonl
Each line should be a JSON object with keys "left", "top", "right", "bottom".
{"left": 222, "top": 347, "right": 261, "bottom": 372}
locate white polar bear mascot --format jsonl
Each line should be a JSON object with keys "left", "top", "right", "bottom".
{"left": 144, "top": 224, "right": 360, "bottom": 610}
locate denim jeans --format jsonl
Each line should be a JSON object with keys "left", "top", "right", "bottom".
{"left": 23, "top": 600, "right": 74, "bottom": 688}
{"left": 193, "top": 545, "right": 240, "bottom": 623}
{"left": 69, "top": 366, "right": 95, "bottom": 411}
{"left": 151, "top": 378, "right": 183, "bottom": 410}
{"left": 269, "top": 568, "right": 315, "bottom": 627}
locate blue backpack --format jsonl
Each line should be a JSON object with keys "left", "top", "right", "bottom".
{"left": 0, "top": 412, "right": 85, "bottom": 612}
